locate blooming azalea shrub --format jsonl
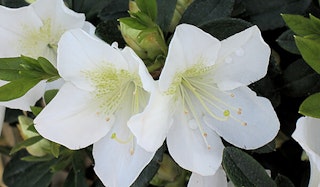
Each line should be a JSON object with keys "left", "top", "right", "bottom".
{"left": 0, "top": 0, "right": 319, "bottom": 187}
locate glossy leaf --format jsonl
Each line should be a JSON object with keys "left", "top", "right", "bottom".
{"left": 223, "top": 147, "right": 276, "bottom": 187}
{"left": 3, "top": 150, "right": 57, "bottom": 187}
{"left": 276, "top": 30, "right": 300, "bottom": 55}
{"left": 156, "top": 0, "right": 177, "bottom": 32}
{"left": 282, "top": 14, "right": 320, "bottom": 37}
{"left": 242, "top": 0, "right": 312, "bottom": 30}
{"left": 275, "top": 174, "right": 295, "bottom": 187}
{"left": 180, "top": 0, "right": 234, "bottom": 26}
{"left": 10, "top": 136, "right": 43, "bottom": 155}
{"left": 299, "top": 92, "right": 320, "bottom": 118}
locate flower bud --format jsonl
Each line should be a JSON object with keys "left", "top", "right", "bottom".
{"left": 169, "top": 0, "right": 194, "bottom": 32}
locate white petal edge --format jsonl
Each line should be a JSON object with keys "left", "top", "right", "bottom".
{"left": 34, "top": 83, "right": 113, "bottom": 150}
{"left": 0, "top": 106, "right": 5, "bottom": 134}
{"left": 204, "top": 86, "right": 280, "bottom": 150}
{"left": 167, "top": 108, "right": 224, "bottom": 175}
{"left": 292, "top": 116, "right": 320, "bottom": 184}
{"left": 213, "top": 25, "right": 271, "bottom": 91}
{"left": 188, "top": 168, "right": 228, "bottom": 187}
{"left": 31, "top": 0, "right": 85, "bottom": 32}
{"left": 128, "top": 84, "right": 173, "bottom": 152}
{"left": 0, "top": 80, "right": 46, "bottom": 111}
{"left": 57, "top": 29, "right": 129, "bottom": 92}
{"left": 159, "top": 23, "right": 221, "bottom": 92}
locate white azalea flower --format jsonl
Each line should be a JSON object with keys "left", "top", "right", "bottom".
{"left": 292, "top": 117, "right": 320, "bottom": 187}
{"left": 188, "top": 168, "right": 228, "bottom": 187}
{"left": 0, "top": 106, "right": 5, "bottom": 134}
{"left": 129, "top": 24, "right": 280, "bottom": 175}
{"left": 34, "top": 29, "right": 155, "bottom": 187}
{"left": 0, "top": 0, "right": 89, "bottom": 111}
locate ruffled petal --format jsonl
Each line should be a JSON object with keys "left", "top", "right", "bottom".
{"left": 167, "top": 108, "right": 224, "bottom": 175}
{"left": 204, "top": 86, "right": 279, "bottom": 150}
{"left": 0, "top": 6, "right": 42, "bottom": 57}
{"left": 188, "top": 168, "right": 227, "bottom": 187}
{"left": 93, "top": 108, "right": 154, "bottom": 187}
{"left": 34, "top": 83, "right": 113, "bottom": 149}
{"left": 212, "top": 26, "right": 271, "bottom": 90}
{"left": 31, "top": 0, "right": 85, "bottom": 32}
{"left": 159, "top": 24, "right": 221, "bottom": 92}
{"left": 0, "top": 80, "right": 46, "bottom": 111}
{"left": 57, "top": 29, "right": 129, "bottom": 92}
{"left": 128, "top": 85, "right": 173, "bottom": 152}
{"left": 82, "top": 21, "right": 96, "bottom": 36}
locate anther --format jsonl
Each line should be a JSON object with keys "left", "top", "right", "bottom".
{"left": 230, "top": 93, "right": 235, "bottom": 97}
{"left": 106, "top": 117, "right": 110, "bottom": 122}
{"left": 237, "top": 108, "right": 242, "bottom": 115}
{"left": 241, "top": 122, "right": 247, "bottom": 126}
{"left": 223, "top": 110, "right": 230, "bottom": 117}
{"left": 203, "top": 133, "right": 208, "bottom": 137}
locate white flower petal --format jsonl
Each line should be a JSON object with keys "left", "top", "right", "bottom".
{"left": 159, "top": 24, "right": 221, "bottom": 92}
{"left": 293, "top": 117, "right": 320, "bottom": 186}
{"left": 30, "top": 0, "right": 85, "bottom": 32}
{"left": 167, "top": 108, "right": 224, "bottom": 175}
{"left": 58, "top": 29, "right": 129, "bottom": 91}
{"left": 213, "top": 26, "right": 271, "bottom": 90}
{"left": 34, "top": 83, "right": 112, "bottom": 149}
{"left": 128, "top": 85, "right": 173, "bottom": 152}
{"left": 82, "top": 21, "right": 96, "bottom": 36}
{"left": 0, "top": 80, "right": 46, "bottom": 111}
{"left": 93, "top": 108, "right": 154, "bottom": 187}
{"left": 204, "top": 86, "right": 279, "bottom": 150}
{"left": 0, "top": 6, "right": 42, "bottom": 57}
{"left": 45, "top": 78, "right": 64, "bottom": 90}
{"left": 188, "top": 168, "right": 227, "bottom": 187}
{"left": 0, "top": 106, "right": 5, "bottom": 134}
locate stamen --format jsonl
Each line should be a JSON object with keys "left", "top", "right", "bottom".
{"left": 223, "top": 110, "right": 230, "bottom": 117}
{"left": 111, "top": 133, "right": 133, "bottom": 144}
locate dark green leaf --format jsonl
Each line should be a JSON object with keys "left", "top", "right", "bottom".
{"left": 200, "top": 18, "right": 252, "bottom": 40}
{"left": 299, "top": 92, "right": 320, "bottom": 118}
{"left": 0, "top": 146, "right": 11, "bottom": 155}
{"left": 26, "top": 124, "right": 38, "bottom": 133}
{"left": 132, "top": 144, "right": 165, "bottom": 187}
{"left": 10, "top": 136, "right": 43, "bottom": 155}
{"left": 21, "top": 155, "right": 55, "bottom": 162}
{"left": 0, "top": 57, "right": 24, "bottom": 81}
{"left": 282, "top": 59, "right": 320, "bottom": 97}
{"left": 0, "top": 78, "right": 42, "bottom": 101}
{"left": 0, "top": 0, "right": 28, "bottom": 8}
{"left": 3, "top": 150, "right": 57, "bottom": 187}
{"left": 276, "top": 30, "right": 300, "bottom": 55}
{"left": 63, "top": 151, "right": 88, "bottom": 187}
{"left": 21, "top": 56, "right": 42, "bottom": 72}
{"left": 295, "top": 36, "right": 320, "bottom": 74}
{"left": 96, "top": 20, "right": 127, "bottom": 48}
{"left": 119, "top": 17, "right": 148, "bottom": 30}
{"left": 282, "top": 14, "right": 320, "bottom": 37}
{"left": 180, "top": 0, "right": 235, "bottom": 26}
{"left": 97, "top": 0, "right": 129, "bottom": 21}
{"left": 252, "top": 140, "right": 276, "bottom": 154}
{"left": 223, "top": 147, "right": 276, "bottom": 187}
{"left": 241, "top": 0, "right": 312, "bottom": 31}
{"left": 275, "top": 174, "right": 295, "bottom": 187}
{"left": 136, "top": 0, "right": 157, "bottom": 21}
{"left": 156, "top": 0, "right": 177, "bottom": 32}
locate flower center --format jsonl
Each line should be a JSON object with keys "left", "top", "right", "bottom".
{"left": 168, "top": 63, "right": 247, "bottom": 149}
{"left": 19, "top": 19, "right": 64, "bottom": 60}
{"left": 84, "top": 65, "right": 148, "bottom": 155}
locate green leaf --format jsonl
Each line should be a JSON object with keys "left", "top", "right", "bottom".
{"left": 299, "top": 92, "right": 320, "bottom": 118}
{"left": 21, "top": 155, "right": 55, "bottom": 162}
{"left": 44, "top": 89, "right": 58, "bottom": 104}
{"left": 37, "top": 57, "right": 58, "bottom": 76}
{"left": 282, "top": 59, "right": 320, "bottom": 97}
{"left": 275, "top": 174, "right": 295, "bottom": 187}
{"left": 282, "top": 14, "right": 320, "bottom": 36}
{"left": 295, "top": 36, "right": 320, "bottom": 74}
{"left": 156, "top": 0, "right": 177, "bottom": 32}
{"left": 3, "top": 150, "right": 57, "bottom": 187}
{"left": 252, "top": 140, "right": 276, "bottom": 154}
{"left": 119, "top": 17, "right": 148, "bottom": 30}
{"left": 10, "top": 136, "right": 43, "bottom": 155}
{"left": 180, "top": 0, "right": 235, "bottom": 26}
{"left": 50, "top": 142, "right": 61, "bottom": 158}
{"left": 223, "top": 147, "right": 276, "bottom": 187}
{"left": 242, "top": 0, "right": 312, "bottom": 31}
{"left": 97, "top": 0, "right": 129, "bottom": 21}
{"left": 0, "top": 78, "right": 42, "bottom": 101}
{"left": 276, "top": 30, "right": 300, "bottom": 55}
{"left": 63, "top": 151, "right": 88, "bottom": 187}
{"left": 0, "top": 57, "right": 24, "bottom": 81}
{"left": 30, "top": 106, "right": 43, "bottom": 116}
{"left": 135, "top": 0, "right": 157, "bottom": 21}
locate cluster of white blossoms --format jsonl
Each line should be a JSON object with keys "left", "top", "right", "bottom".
{"left": 0, "top": 0, "right": 285, "bottom": 187}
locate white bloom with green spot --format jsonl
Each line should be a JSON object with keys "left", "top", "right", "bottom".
{"left": 0, "top": 0, "right": 90, "bottom": 111}
{"left": 292, "top": 117, "right": 320, "bottom": 187}
{"left": 34, "top": 29, "right": 155, "bottom": 187}
{"left": 129, "top": 24, "right": 280, "bottom": 176}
